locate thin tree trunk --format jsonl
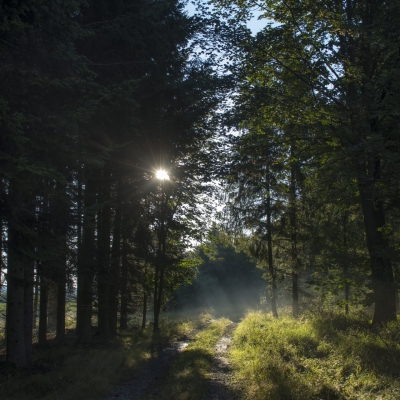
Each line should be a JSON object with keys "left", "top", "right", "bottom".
{"left": 76, "top": 165, "right": 83, "bottom": 334}
{"left": 120, "top": 224, "right": 129, "bottom": 330}
{"left": 266, "top": 168, "right": 278, "bottom": 318}
{"left": 53, "top": 180, "right": 68, "bottom": 343}
{"left": 97, "top": 166, "right": 111, "bottom": 339}
{"left": 154, "top": 186, "right": 166, "bottom": 332}
{"left": 33, "top": 270, "right": 39, "bottom": 330}
{"left": 38, "top": 274, "right": 48, "bottom": 347}
{"left": 76, "top": 172, "right": 96, "bottom": 343}
{"left": 141, "top": 292, "right": 147, "bottom": 330}
{"left": 24, "top": 261, "right": 34, "bottom": 364}
{"left": 47, "top": 281, "right": 57, "bottom": 331}
{"left": 109, "top": 179, "right": 122, "bottom": 336}
{"left": 56, "top": 275, "right": 66, "bottom": 343}
{"left": 342, "top": 211, "right": 350, "bottom": 315}
{"left": 290, "top": 144, "right": 299, "bottom": 318}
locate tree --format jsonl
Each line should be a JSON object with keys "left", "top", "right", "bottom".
{"left": 212, "top": 0, "right": 400, "bottom": 323}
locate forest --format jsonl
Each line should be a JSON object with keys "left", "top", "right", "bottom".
{"left": 0, "top": 0, "right": 399, "bottom": 399}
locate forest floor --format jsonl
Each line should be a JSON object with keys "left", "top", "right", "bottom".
{"left": 1, "top": 308, "right": 400, "bottom": 400}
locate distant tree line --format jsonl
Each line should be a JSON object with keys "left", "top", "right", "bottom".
{"left": 0, "top": 0, "right": 226, "bottom": 368}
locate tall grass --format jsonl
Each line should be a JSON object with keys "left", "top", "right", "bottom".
{"left": 0, "top": 309, "right": 211, "bottom": 400}
{"left": 230, "top": 309, "right": 400, "bottom": 399}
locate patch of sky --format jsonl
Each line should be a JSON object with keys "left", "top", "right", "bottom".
{"left": 185, "top": 1, "right": 269, "bottom": 35}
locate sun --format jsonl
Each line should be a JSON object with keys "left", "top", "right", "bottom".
{"left": 155, "top": 169, "right": 169, "bottom": 180}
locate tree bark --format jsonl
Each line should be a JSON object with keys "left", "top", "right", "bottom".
{"left": 97, "top": 166, "right": 111, "bottom": 339}
{"left": 141, "top": 292, "right": 147, "bottom": 330}
{"left": 76, "top": 171, "right": 96, "bottom": 343}
{"left": 342, "top": 211, "right": 350, "bottom": 315}
{"left": 6, "top": 189, "right": 34, "bottom": 367}
{"left": 266, "top": 167, "right": 278, "bottom": 318}
{"left": 290, "top": 144, "right": 299, "bottom": 318}
{"left": 109, "top": 179, "right": 122, "bottom": 336}
{"left": 47, "top": 281, "right": 57, "bottom": 331}
{"left": 33, "top": 271, "right": 39, "bottom": 330}
{"left": 154, "top": 185, "right": 166, "bottom": 332}
{"left": 119, "top": 222, "right": 129, "bottom": 331}
{"left": 38, "top": 274, "right": 48, "bottom": 347}
{"left": 358, "top": 169, "right": 397, "bottom": 324}
{"left": 24, "top": 261, "right": 34, "bottom": 364}
{"left": 56, "top": 275, "right": 66, "bottom": 343}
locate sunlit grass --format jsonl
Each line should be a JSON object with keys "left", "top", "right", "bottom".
{"left": 0, "top": 310, "right": 212, "bottom": 400}
{"left": 145, "top": 317, "right": 232, "bottom": 400}
{"left": 230, "top": 309, "right": 400, "bottom": 399}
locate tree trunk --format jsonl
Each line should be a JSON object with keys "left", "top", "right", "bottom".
{"left": 76, "top": 172, "right": 96, "bottom": 343}
{"left": 56, "top": 275, "right": 66, "bottom": 343}
{"left": 154, "top": 186, "right": 166, "bottom": 332}
{"left": 109, "top": 179, "right": 122, "bottom": 336}
{"left": 119, "top": 223, "right": 129, "bottom": 331}
{"left": 342, "top": 211, "right": 350, "bottom": 315}
{"left": 6, "top": 189, "right": 34, "bottom": 367}
{"left": 76, "top": 164, "right": 83, "bottom": 335}
{"left": 97, "top": 166, "right": 111, "bottom": 340}
{"left": 290, "top": 144, "right": 299, "bottom": 318}
{"left": 47, "top": 281, "right": 57, "bottom": 331}
{"left": 266, "top": 168, "right": 278, "bottom": 318}
{"left": 33, "top": 271, "right": 39, "bottom": 330}
{"left": 358, "top": 170, "right": 397, "bottom": 324}
{"left": 6, "top": 227, "right": 28, "bottom": 367}
{"left": 38, "top": 275, "right": 48, "bottom": 347}
{"left": 141, "top": 292, "right": 147, "bottom": 330}
{"left": 24, "top": 261, "right": 34, "bottom": 364}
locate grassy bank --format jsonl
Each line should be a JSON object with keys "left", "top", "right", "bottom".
{"left": 0, "top": 310, "right": 212, "bottom": 400}
{"left": 231, "top": 310, "right": 400, "bottom": 399}
{"left": 145, "top": 317, "right": 232, "bottom": 400}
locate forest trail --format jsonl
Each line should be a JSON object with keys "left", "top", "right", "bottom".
{"left": 104, "top": 330, "right": 198, "bottom": 400}
{"left": 201, "top": 322, "right": 239, "bottom": 400}
{"left": 105, "top": 319, "right": 240, "bottom": 400}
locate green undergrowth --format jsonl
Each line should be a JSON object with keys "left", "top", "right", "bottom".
{"left": 231, "top": 310, "right": 400, "bottom": 400}
{"left": 0, "top": 310, "right": 212, "bottom": 400}
{"left": 145, "top": 317, "right": 232, "bottom": 400}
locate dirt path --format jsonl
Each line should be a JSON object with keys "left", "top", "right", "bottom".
{"left": 105, "top": 321, "right": 240, "bottom": 400}
{"left": 202, "top": 322, "right": 240, "bottom": 400}
{"left": 104, "top": 332, "right": 197, "bottom": 400}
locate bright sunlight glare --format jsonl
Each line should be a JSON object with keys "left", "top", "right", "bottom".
{"left": 155, "top": 169, "right": 169, "bottom": 180}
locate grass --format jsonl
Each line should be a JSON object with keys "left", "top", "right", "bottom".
{"left": 0, "top": 309, "right": 212, "bottom": 400}
{"left": 230, "top": 309, "right": 400, "bottom": 399}
{"left": 145, "top": 317, "right": 232, "bottom": 400}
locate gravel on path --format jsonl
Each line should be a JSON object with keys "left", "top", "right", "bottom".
{"left": 202, "top": 322, "right": 240, "bottom": 400}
